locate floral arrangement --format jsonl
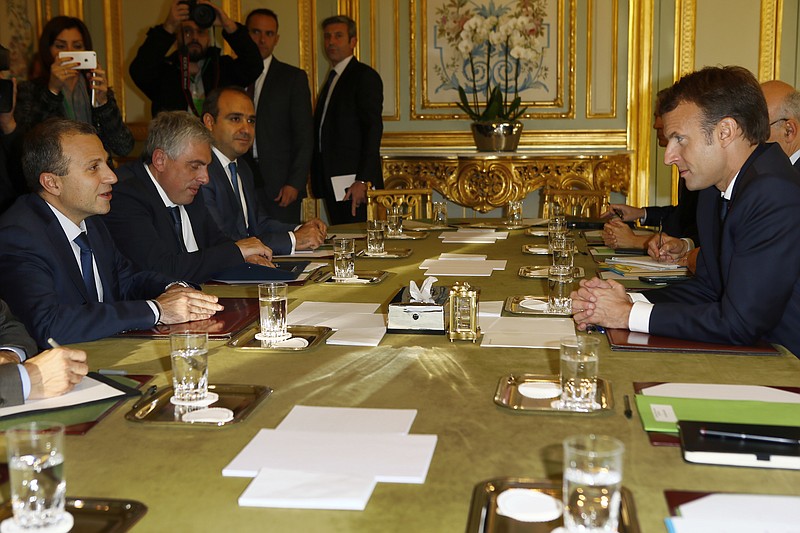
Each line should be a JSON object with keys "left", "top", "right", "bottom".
{"left": 435, "top": 0, "right": 548, "bottom": 122}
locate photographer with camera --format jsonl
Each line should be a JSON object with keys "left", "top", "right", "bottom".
{"left": 14, "top": 17, "right": 133, "bottom": 163}
{"left": 130, "top": 0, "right": 262, "bottom": 118}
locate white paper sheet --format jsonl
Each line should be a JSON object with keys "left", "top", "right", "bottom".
{"left": 440, "top": 235, "right": 500, "bottom": 244}
{"left": 288, "top": 302, "right": 381, "bottom": 323}
{"left": 437, "top": 253, "right": 486, "bottom": 260}
{"left": 223, "top": 429, "right": 438, "bottom": 483}
{"left": 419, "top": 259, "right": 506, "bottom": 270}
{"left": 676, "top": 494, "right": 800, "bottom": 524}
{"left": 275, "top": 250, "right": 334, "bottom": 258}
{"left": 479, "top": 317, "right": 576, "bottom": 349}
{"left": 276, "top": 406, "right": 416, "bottom": 434}
{"left": 288, "top": 307, "right": 386, "bottom": 346}
{"left": 331, "top": 174, "right": 357, "bottom": 201}
{"left": 666, "top": 517, "right": 798, "bottom": 533}
{"left": 239, "top": 468, "right": 376, "bottom": 510}
{"left": 641, "top": 383, "right": 800, "bottom": 403}
{"left": 478, "top": 301, "right": 504, "bottom": 319}
{"left": 606, "top": 256, "right": 685, "bottom": 270}
{"left": 0, "top": 375, "right": 126, "bottom": 419}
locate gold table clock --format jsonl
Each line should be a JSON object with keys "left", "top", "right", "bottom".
{"left": 448, "top": 282, "right": 480, "bottom": 342}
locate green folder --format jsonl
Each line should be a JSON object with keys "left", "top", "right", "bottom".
{"left": 634, "top": 395, "right": 800, "bottom": 434}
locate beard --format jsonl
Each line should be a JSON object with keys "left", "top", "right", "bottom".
{"left": 185, "top": 42, "right": 206, "bottom": 62}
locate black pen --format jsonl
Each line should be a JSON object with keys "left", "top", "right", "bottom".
{"left": 699, "top": 428, "right": 800, "bottom": 446}
{"left": 613, "top": 208, "right": 624, "bottom": 219}
{"left": 623, "top": 395, "right": 632, "bottom": 419}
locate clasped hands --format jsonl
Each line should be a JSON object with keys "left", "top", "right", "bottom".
{"left": 571, "top": 278, "right": 633, "bottom": 331}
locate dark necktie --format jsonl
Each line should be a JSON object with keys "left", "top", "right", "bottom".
{"left": 319, "top": 69, "right": 337, "bottom": 106}
{"left": 73, "top": 232, "right": 98, "bottom": 301}
{"left": 229, "top": 161, "right": 247, "bottom": 229}
{"left": 720, "top": 197, "right": 730, "bottom": 221}
{"left": 168, "top": 206, "right": 187, "bottom": 252}
{"left": 318, "top": 70, "right": 337, "bottom": 151}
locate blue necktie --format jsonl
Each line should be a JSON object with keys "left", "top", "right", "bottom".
{"left": 228, "top": 161, "right": 241, "bottom": 200}
{"left": 73, "top": 232, "right": 98, "bottom": 301}
{"left": 720, "top": 197, "right": 730, "bottom": 221}
{"left": 168, "top": 206, "right": 187, "bottom": 252}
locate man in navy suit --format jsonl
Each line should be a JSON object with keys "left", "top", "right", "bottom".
{"left": 106, "top": 111, "right": 274, "bottom": 284}
{"left": 200, "top": 87, "right": 325, "bottom": 252}
{"left": 0, "top": 119, "right": 222, "bottom": 349}
{"left": 245, "top": 9, "right": 313, "bottom": 224}
{"left": 312, "top": 15, "right": 383, "bottom": 225}
{"left": 762, "top": 80, "right": 800, "bottom": 170}
{"left": 572, "top": 66, "right": 800, "bottom": 356}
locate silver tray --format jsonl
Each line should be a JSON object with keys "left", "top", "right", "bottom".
{"left": 525, "top": 228, "right": 549, "bottom": 237}
{"left": 522, "top": 244, "right": 551, "bottom": 255}
{"left": 125, "top": 383, "right": 271, "bottom": 426}
{"left": 386, "top": 230, "right": 429, "bottom": 240}
{"left": 504, "top": 295, "right": 572, "bottom": 317}
{"left": 320, "top": 270, "right": 389, "bottom": 285}
{"left": 357, "top": 248, "right": 412, "bottom": 258}
{"left": 460, "top": 221, "right": 534, "bottom": 230}
{"left": 0, "top": 497, "right": 148, "bottom": 532}
{"left": 227, "top": 324, "right": 333, "bottom": 350}
{"left": 518, "top": 266, "right": 585, "bottom": 279}
{"left": 494, "top": 374, "right": 613, "bottom": 412}
{"left": 466, "top": 478, "right": 640, "bottom": 533}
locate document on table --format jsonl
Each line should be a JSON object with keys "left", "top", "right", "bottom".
{"left": 479, "top": 317, "right": 577, "bottom": 349}
{"left": 331, "top": 174, "right": 357, "bottom": 201}
{"left": 640, "top": 383, "right": 800, "bottom": 403}
{"left": 606, "top": 255, "right": 686, "bottom": 271}
{"left": 223, "top": 429, "right": 438, "bottom": 483}
{"left": 0, "top": 375, "right": 128, "bottom": 419}
{"left": 440, "top": 229, "right": 509, "bottom": 243}
{"left": 276, "top": 406, "right": 417, "bottom": 434}
{"left": 419, "top": 259, "right": 506, "bottom": 277}
{"left": 288, "top": 302, "right": 386, "bottom": 346}
{"left": 666, "top": 493, "right": 800, "bottom": 532}
{"left": 239, "top": 468, "right": 376, "bottom": 510}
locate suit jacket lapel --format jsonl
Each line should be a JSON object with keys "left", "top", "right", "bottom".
{"left": 237, "top": 159, "right": 259, "bottom": 234}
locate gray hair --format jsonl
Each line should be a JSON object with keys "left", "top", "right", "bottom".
{"left": 322, "top": 15, "right": 356, "bottom": 39}
{"left": 141, "top": 111, "right": 213, "bottom": 164}
{"left": 779, "top": 90, "right": 800, "bottom": 122}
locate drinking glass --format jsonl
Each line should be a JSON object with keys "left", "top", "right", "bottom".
{"left": 257, "top": 282, "right": 289, "bottom": 342}
{"left": 170, "top": 332, "right": 209, "bottom": 402}
{"left": 7, "top": 421, "right": 67, "bottom": 529}
{"left": 433, "top": 201, "right": 448, "bottom": 226}
{"left": 559, "top": 336, "right": 600, "bottom": 411}
{"left": 562, "top": 434, "right": 624, "bottom": 532}
{"left": 548, "top": 267, "right": 574, "bottom": 314}
{"left": 386, "top": 205, "right": 404, "bottom": 237}
{"left": 552, "top": 236, "right": 576, "bottom": 275}
{"left": 548, "top": 218, "right": 567, "bottom": 252}
{"left": 366, "top": 220, "right": 386, "bottom": 255}
{"left": 333, "top": 237, "right": 356, "bottom": 279}
{"left": 506, "top": 200, "right": 523, "bottom": 226}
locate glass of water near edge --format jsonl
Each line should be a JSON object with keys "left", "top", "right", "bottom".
{"left": 562, "top": 434, "right": 624, "bottom": 533}
{"left": 559, "top": 335, "right": 600, "bottom": 411}
{"left": 6, "top": 421, "right": 68, "bottom": 529}
{"left": 257, "top": 282, "right": 290, "bottom": 343}
{"left": 170, "top": 332, "right": 209, "bottom": 402}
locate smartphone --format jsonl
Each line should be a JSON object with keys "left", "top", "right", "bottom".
{"left": 58, "top": 51, "right": 97, "bottom": 70}
{"left": 639, "top": 275, "right": 688, "bottom": 285}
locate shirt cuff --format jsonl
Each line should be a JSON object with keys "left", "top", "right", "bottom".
{"left": 0, "top": 346, "right": 27, "bottom": 362}
{"left": 628, "top": 301, "right": 654, "bottom": 333}
{"left": 681, "top": 237, "right": 695, "bottom": 251}
{"left": 147, "top": 300, "right": 160, "bottom": 324}
{"left": 288, "top": 231, "right": 297, "bottom": 255}
{"left": 18, "top": 364, "right": 31, "bottom": 401}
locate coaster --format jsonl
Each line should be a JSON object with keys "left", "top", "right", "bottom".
{"left": 519, "top": 298, "right": 549, "bottom": 312}
{"left": 496, "top": 489, "right": 563, "bottom": 523}
{"left": 518, "top": 382, "right": 562, "bottom": 399}
{"left": 181, "top": 407, "right": 234, "bottom": 424}
{"left": 268, "top": 337, "right": 309, "bottom": 348}
{"left": 363, "top": 251, "right": 388, "bottom": 257}
{"left": 255, "top": 332, "right": 292, "bottom": 342}
{"left": 170, "top": 391, "right": 219, "bottom": 407}
{"left": 1, "top": 513, "right": 74, "bottom": 533}
{"left": 550, "top": 399, "right": 602, "bottom": 412}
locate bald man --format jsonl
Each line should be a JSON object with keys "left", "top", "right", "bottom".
{"left": 761, "top": 80, "right": 800, "bottom": 170}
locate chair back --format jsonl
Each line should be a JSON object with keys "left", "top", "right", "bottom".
{"left": 366, "top": 185, "right": 434, "bottom": 221}
{"left": 541, "top": 188, "right": 610, "bottom": 218}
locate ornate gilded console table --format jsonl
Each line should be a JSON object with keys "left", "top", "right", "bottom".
{"left": 380, "top": 151, "right": 631, "bottom": 213}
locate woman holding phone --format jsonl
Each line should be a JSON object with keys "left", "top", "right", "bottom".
{"left": 15, "top": 16, "right": 133, "bottom": 159}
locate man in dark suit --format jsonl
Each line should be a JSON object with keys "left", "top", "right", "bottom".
{"left": 0, "top": 119, "right": 223, "bottom": 349}
{"left": 0, "top": 299, "right": 88, "bottom": 407}
{"left": 762, "top": 80, "right": 800, "bottom": 170}
{"left": 245, "top": 9, "right": 313, "bottom": 224}
{"left": 106, "top": 111, "right": 273, "bottom": 284}
{"left": 200, "top": 87, "right": 325, "bottom": 253}
{"left": 130, "top": 0, "right": 262, "bottom": 118}
{"left": 572, "top": 66, "right": 800, "bottom": 356}
{"left": 312, "top": 15, "right": 383, "bottom": 225}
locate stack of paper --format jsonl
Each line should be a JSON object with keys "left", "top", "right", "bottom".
{"left": 606, "top": 256, "right": 686, "bottom": 271}
{"left": 0, "top": 375, "right": 129, "bottom": 419}
{"left": 225, "top": 406, "right": 438, "bottom": 510}
{"left": 665, "top": 493, "right": 800, "bottom": 532}
{"left": 418, "top": 253, "right": 506, "bottom": 277}
{"left": 479, "top": 317, "right": 576, "bottom": 349}
{"left": 288, "top": 302, "right": 386, "bottom": 346}
{"left": 440, "top": 228, "right": 509, "bottom": 244}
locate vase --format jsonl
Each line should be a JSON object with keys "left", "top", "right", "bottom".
{"left": 470, "top": 121, "right": 523, "bottom": 152}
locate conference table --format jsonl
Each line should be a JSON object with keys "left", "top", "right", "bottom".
{"left": 44, "top": 223, "right": 800, "bottom": 531}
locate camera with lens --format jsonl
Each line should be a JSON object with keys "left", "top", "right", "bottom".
{"left": 179, "top": 0, "right": 216, "bottom": 29}
{"left": 0, "top": 44, "right": 13, "bottom": 114}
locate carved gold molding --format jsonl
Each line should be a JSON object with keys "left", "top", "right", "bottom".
{"left": 382, "top": 153, "right": 630, "bottom": 213}
{"left": 338, "top": 0, "right": 360, "bottom": 58}
{"left": 380, "top": 129, "right": 627, "bottom": 148}
{"left": 626, "top": 0, "right": 654, "bottom": 208}
{"left": 58, "top": 0, "right": 83, "bottom": 17}
{"left": 102, "top": 0, "right": 125, "bottom": 121}
{"left": 586, "top": 0, "right": 618, "bottom": 119}
{"left": 758, "top": 0, "right": 782, "bottom": 81}
{"left": 412, "top": 0, "right": 576, "bottom": 120}
{"left": 299, "top": 0, "right": 314, "bottom": 90}
{"left": 674, "top": 0, "right": 695, "bottom": 80}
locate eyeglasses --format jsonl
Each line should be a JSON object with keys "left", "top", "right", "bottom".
{"left": 769, "top": 118, "right": 789, "bottom": 128}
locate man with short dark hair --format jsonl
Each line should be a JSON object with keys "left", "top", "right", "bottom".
{"left": 130, "top": 0, "right": 263, "bottom": 117}
{"left": 245, "top": 9, "right": 313, "bottom": 224}
{"left": 0, "top": 118, "right": 222, "bottom": 349}
{"left": 200, "top": 87, "right": 325, "bottom": 253}
{"left": 106, "top": 111, "right": 274, "bottom": 284}
{"left": 312, "top": 15, "right": 383, "bottom": 224}
{"left": 572, "top": 66, "right": 800, "bottom": 356}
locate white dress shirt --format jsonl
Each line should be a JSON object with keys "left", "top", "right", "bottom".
{"left": 145, "top": 165, "right": 200, "bottom": 253}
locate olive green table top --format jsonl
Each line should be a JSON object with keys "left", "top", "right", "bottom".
{"left": 23, "top": 223, "right": 800, "bottom": 532}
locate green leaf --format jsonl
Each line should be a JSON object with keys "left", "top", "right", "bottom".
{"left": 457, "top": 86, "right": 480, "bottom": 121}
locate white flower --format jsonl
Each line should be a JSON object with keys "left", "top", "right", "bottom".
{"left": 458, "top": 39, "right": 475, "bottom": 57}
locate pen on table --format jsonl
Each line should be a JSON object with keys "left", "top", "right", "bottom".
{"left": 623, "top": 395, "right": 632, "bottom": 419}
{"left": 613, "top": 208, "right": 624, "bottom": 220}
{"left": 699, "top": 428, "right": 800, "bottom": 446}
{"left": 47, "top": 337, "right": 61, "bottom": 349}
{"left": 98, "top": 368, "right": 128, "bottom": 376}
{"left": 131, "top": 385, "right": 158, "bottom": 410}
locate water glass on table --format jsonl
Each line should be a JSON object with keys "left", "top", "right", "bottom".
{"left": 386, "top": 205, "right": 404, "bottom": 237}
{"left": 6, "top": 421, "right": 68, "bottom": 529}
{"left": 562, "top": 434, "right": 624, "bottom": 532}
{"left": 506, "top": 199, "right": 523, "bottom": 226}
{"left": 559, "top": 336, "right": 600, "bottom": 411}
{"left": 548, "top": 218, "right": 567, "bottom": 252}
{"left": 258, "top": 282, "right": 289, "bottom": 343}
{"left": 552, "top": 235, "right": 575, "bottom": 275}
{"left": 333, "top": 237, "right": 356, "bottom": 279}
{"left": 366, "top": 220, "right": 386, "bottom": 255}
{"left": 547, "top": 266, "right": 574, "bottom": 314}
{"left": 170, "top": 332, "right": 209, "bottom": 402}
{"left": 433, "top": 201, "right": 448, "bottom": 225}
